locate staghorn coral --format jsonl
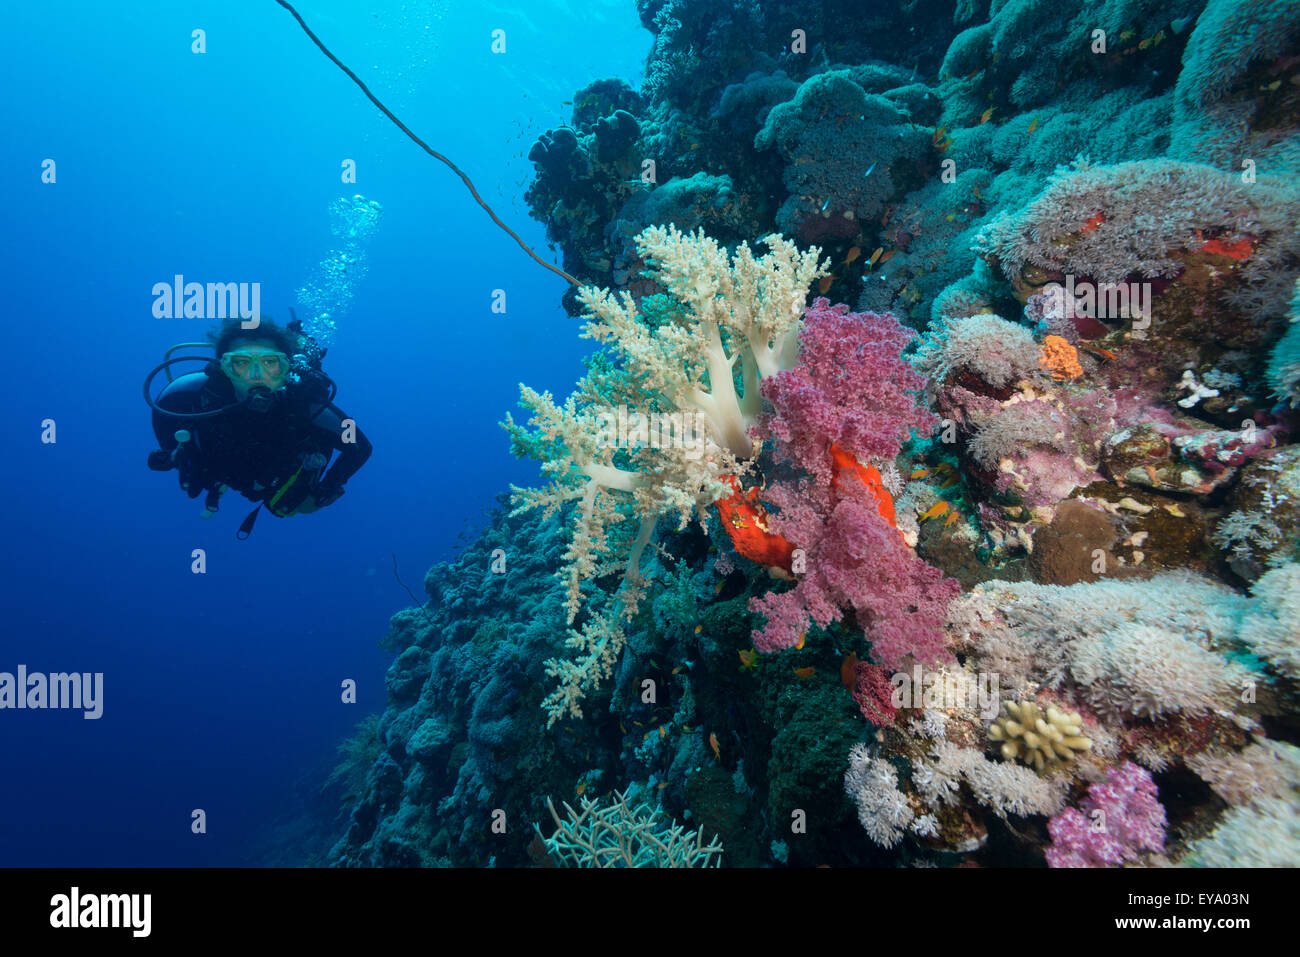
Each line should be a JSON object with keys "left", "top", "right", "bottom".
{"left": 505, "top": 224, "right": 828, "bottom": 722}
{"left": 988, "top": 700, "right": 1093, "bottom": 772}
{"left": 537, "top": 790, "right": 723, "bottom": 867}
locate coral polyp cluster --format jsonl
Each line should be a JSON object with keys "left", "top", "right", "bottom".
{"left": 988, "top": 701, "right": 1092, "bottom": 772}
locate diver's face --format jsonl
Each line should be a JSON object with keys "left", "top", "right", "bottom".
{"left": 222, "top": 338, "right": 288, "bottom": 400}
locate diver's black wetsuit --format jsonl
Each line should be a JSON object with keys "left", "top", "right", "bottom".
{"left": 151, "top": 364, "right": 372, "bottom": 510}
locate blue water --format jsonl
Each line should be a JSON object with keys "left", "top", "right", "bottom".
{"left": 0, "top": 0, "right": 648, "bottom": 866}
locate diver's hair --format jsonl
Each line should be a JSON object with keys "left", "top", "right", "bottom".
{"left": 208, "top": 317, "right": 297, "bottom": 357}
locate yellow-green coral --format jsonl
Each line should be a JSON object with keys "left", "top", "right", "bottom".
{"left": 988, "top": 700, "right": 1092, "bottom": 772}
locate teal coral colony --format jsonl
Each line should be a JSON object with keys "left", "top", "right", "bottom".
{"left": 331, "top": 0, "right": 1300, "bottom": 870}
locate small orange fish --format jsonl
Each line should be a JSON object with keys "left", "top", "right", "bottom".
{"left": 714, "top": 580, "right": 725, "bottom": 594}
{"left": 910, "top": 468, "right": 929, "bottom": 479}
{"left": 1079, "top": 343, "right": 1118, "bottom": 361}
{"left": 576, "top": 781, "right": 587, "bottom": 795}
{"left": 944, "top": 510, "right": 960, "bottom": 527}
{"left": 979, "top": 106, "right": 996, "bottom": 124}
{"left": 867, "top": 246, "right": 883, "bottom": 267}
{"left": 878, "top": 250, "right": 896, "bottom": 264}
{"left": 818, "top": 274, "right": 835, "bottom": 294}
{"left": 945, "top": 213, "right": 957, "bottom": 221}
{"left": 738, "top": 649, "right": 758, "bottom": 670}
{"left": 972, "top": 185, "right": 984, "bottom": 202}
{"left": 940, "top": 475, "right": 961, "bottom": 489}
{"left": 659, "top": 725, "right": 667, "bottom": 739}
{"left": 1080, "top": 212, "right": 1106, "bottom": 233}
{"left": 709, "top": 732, "right": 721, "bottom": 761}
{"left": 694, "top": 625, "right": 703, "bottom": 635}
{"left": 672, "top": 665, "right": 683, "bottom": 675}
{"left": 1026, "top": 115, "right": 1039, "bottom": 135}
{"left": 657, "top": 781, "right": 669, "bottom": 790}
{"left": 690, "top": 142, "right": 701, "bottom": 149}
{"left": 620, "top": 721, "right": 627, "bottom": 734}
{"left": 795, "top": 632, "right": 806, "bottom": 650}
{"left": 633, "top": 720, "right": 643, "bottom": 727}
{"left": 932, "top": 125, "right": 947, "bottom": 146}
{"left": 840, "top": 652, "right": 860, "bottom": 691}
{"left": 793, "top": 666, "right": 817, "bottom": 681}
{"left": 991, "top": 51, "right": 1001, "bottom": 64}
{"left": 844, "top": 245, "right": 861, "bottom": 265}
{"left": 919, "top": 501, "right": 950, "bottom": 521}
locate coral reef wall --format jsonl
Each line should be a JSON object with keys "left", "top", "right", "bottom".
{"left": 330, "top": 0, "right": 1300, "bottom": 868}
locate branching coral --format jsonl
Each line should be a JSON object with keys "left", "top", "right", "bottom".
{"left": 536, "top": 791, "right": 723, "bottom": 867}
{"left": 505, "top": 224, "right": 828, "bottom": 722}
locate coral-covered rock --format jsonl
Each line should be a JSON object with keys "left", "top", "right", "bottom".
{"left": 1217, "top": 444, "right": 1300, "bottom": 579}
{"left": 1028, "top": 500, "right": 1123, "bottom": 586}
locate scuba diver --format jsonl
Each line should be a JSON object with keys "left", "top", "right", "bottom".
{"left": 144, "top": 316, "right": 372, "bottom": 538}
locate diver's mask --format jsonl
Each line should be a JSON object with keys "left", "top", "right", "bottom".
{"left": 221, "top": 349, "right": 289, "bottom": 410}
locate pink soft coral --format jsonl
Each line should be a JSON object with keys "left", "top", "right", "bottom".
{"left": 748, "top": 299, "right": 960, "bottom": 671}
{"left": 757, "top": 298, "right": 937, "bottom": 486}
{"left": 1045, "top": 762, "right": 1167, "bottom": 868}
{"left": 749, "top": 476, "right": 958, "bottom": 670}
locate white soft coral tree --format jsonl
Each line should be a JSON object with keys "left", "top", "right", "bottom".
{"left": 504, "top": 224, "right": 828, "bottom": 723}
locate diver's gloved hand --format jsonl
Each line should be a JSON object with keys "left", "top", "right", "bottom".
{"left": 312, "top": 483, "right": 345, "bottom": 509}
{"left": 147, "top": 449, "right": 173, "bottom": 471}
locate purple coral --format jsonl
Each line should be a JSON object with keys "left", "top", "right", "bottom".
{"left": 757, "top": 297, "right": 937, "bottom": 487}
{"left": 750, "top": 476, "right": 959, "bottom": 671}
{"left": 748, "top": 298, "right": 960, "bottom": 671}
{"left": 1045, "top": 762, "right": 1167, "bottom": 868}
